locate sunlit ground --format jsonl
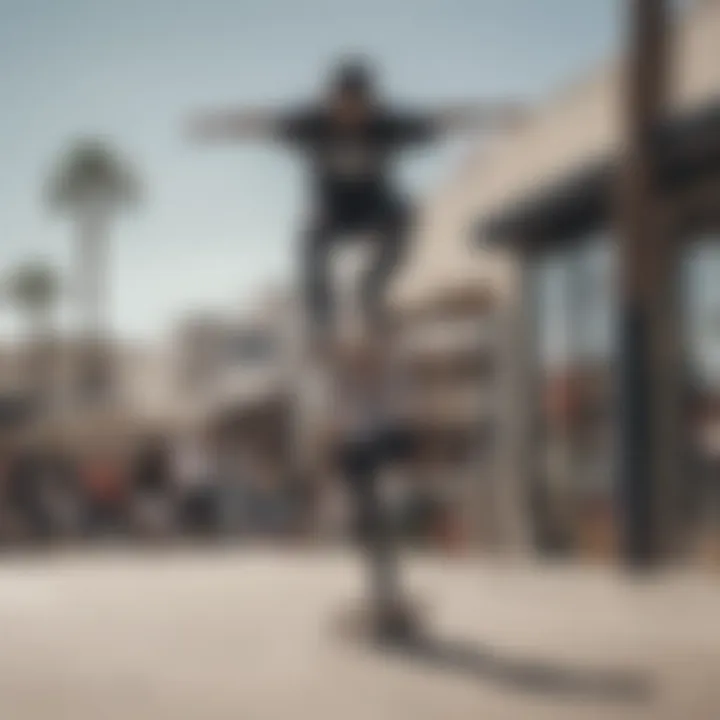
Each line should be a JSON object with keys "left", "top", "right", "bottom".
{"left": 0, "top": 547, "right": 718, "bottom": 719}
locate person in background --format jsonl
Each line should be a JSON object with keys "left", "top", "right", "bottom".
{"left": 244, "top": 452, "right": 275, "bottom": 537}
{"left": 131, "top": 435, "right": 173, "bottom": 539}
{"left": 80, "top": 446, "right": 128, "bottom": 538}
{"left": 39, "top": 442, "right": 83, "bottom": 541}
{"left": 173, "top": 431, "right": 220, "bottom": 537}
{"left": 215, "top": 436, "right": 253, "bottom": 538}
{"left": 0, "top": 444, "right": 11, "bottom": 543}
{"left": 4, "top": 438, "right": 54, "bottom": 543}
{"left": 284, "top": 468, "right": 315, "bottom": 540}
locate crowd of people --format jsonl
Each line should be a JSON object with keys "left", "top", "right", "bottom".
{"left": 0, "top": 427, "right": 456, "bottom": 552}
{"left": 0, "top": 432, "right": 304, "bottom": 547}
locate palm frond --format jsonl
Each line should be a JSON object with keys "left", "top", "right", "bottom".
{"left": 5, "top": 260, "right": 62, "bottom": 312}
{"left": 46, "top": 137, "right": 140, "bottom": 213}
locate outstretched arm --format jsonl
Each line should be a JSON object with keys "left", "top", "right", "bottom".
{"left": 390, "top": 100, "right": 528, "bottom": 145}
{"left": 432, "top": 100, "right": 528, "bottom": 134}
{"left": 187, "top": 108, "right": 286, "bottom": 143}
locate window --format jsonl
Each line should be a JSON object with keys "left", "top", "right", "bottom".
{"left": 529, "top": 233, "right": 618, "bottom": 553}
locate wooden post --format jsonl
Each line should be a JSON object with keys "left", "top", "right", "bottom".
{"left": 617, "top": 0, "right": 680, "bottom": 566}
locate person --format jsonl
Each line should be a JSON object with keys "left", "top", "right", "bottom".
{"left": 131, "top": 436, "right": 173, "bottom": 538}
{"left": 4, "top": 444, "right": 53, "bottom": 542}
{"left": 80, "top": 448, "right": 128, "bottom": 538}
{"left": 191, "top": 60, "right": 521, "bottom": 636}
{"left": 214, "top": 438, "right": 247, "bottom": 537}
{"left": 190, "top": 59, "right": 523, "bottom": 340}
{"left": 332, "top": 337, "right": 417, "bottom": 638}
{"left": 37, "top": 445, "right": 82, "bottom": 541}
{"left": 173, "top": 433, "right": 220, "bottom": 537}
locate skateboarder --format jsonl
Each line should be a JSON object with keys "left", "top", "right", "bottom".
{"left": 190, "top": 58, "right": 524, "bottom": 340}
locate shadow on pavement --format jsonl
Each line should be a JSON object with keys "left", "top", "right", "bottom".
{"left": 377, "top": 634, "right": 653, "bottom": 704}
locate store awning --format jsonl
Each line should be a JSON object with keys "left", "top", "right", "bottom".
{"left": 480, "top": 100, "right": 720, "bottom": 248}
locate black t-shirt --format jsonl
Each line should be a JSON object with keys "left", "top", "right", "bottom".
{"left": 276, "top": 107, "right": 437, "bottom": 205}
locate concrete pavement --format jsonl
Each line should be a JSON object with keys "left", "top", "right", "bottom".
{"left": 0, "top": 547, "right": 718, "bottom": 719}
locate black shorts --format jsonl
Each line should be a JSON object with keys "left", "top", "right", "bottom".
{"left": 337, "top": 424, "right": 417, "bottom": 484}
{"left": 317, "top": 185, "right": 409, "bottom": 234}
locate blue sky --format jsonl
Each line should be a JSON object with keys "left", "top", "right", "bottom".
{"left": 0, "top": 0, "right": 620, "bottom": 339}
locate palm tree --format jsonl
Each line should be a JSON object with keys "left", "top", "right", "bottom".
{"left": 4, "top": 260, "right": 62, "bottom": 400}
{"left": 46, "top": 138, "right": 139, "bottom": 403}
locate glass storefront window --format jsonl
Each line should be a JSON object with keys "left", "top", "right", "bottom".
{"left": 529, "top": 233, "right": 617, "bottom": 553}
{"left": 682, "top": 233, "right": 720, "bottom": 546}
{"left": 684, "top": 236, "right": 720, "bottom": 390}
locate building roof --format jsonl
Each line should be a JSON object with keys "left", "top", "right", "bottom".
{"left": 393, "top": 0, "right": 720, "bottom": 305}
{"left": 483, "top": 100, "right": 720, "bottom": 245}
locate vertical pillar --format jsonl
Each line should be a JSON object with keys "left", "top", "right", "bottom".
{"left": 497, "top": 247, "right": 536, "bottom": 554}
{"left": 617, "top": 0, "right": 680, "bottom": 566}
